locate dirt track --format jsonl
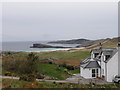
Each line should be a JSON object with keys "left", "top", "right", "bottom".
{"left": 0, "top": 74, "right": 113, "bottom": 84}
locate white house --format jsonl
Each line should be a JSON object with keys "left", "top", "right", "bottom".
{"left": 80, "top": 47, "right": 120, "bottom": 82}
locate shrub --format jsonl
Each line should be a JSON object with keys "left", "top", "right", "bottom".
{"left": 19, "top": 75, "right": 28, "bottom": 81}
{"left": 27, "top": 74, "right": 36, "bottom": 82}
{"left": 60, "top": 63, "right": 75, "bottom": 70}
{"left": 66, "top": 65, "right": 75, "bottom": 70}
{"left": 49, "top": 62, "right": 53, "bottom": 64}
{"left": 19, "top": 74, "right": 36, "bottom": 82}
{"left": 36, "top": 73, "right": 45, "bottom": 79}
{"left": 4, "top": 72, "right": 12, "bottom": 76}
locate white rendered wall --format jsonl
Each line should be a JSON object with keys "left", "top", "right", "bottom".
{"left": 80, "top": 67, "right": 92, "bottom": 78}
{"left": 100, "top": 54, "right": 106, "bottom": 76}
{"left": 91, "top": 52, "right": 94, "bottom": 59}
{"left": 80, "top": 67, "right": 100, "bottom": 79}
{"left": 118, "top": 48, "right": 120, "bottom": 76}
{"left": 107, "top": 52, "right": 118, "bottom": 82}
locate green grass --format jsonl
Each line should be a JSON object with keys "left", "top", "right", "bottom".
{"left": 2, "top": 79, "right": 120, "bottom": 88}
{"left": 37, "top": 50, "right": 90, "bottom": 60}
{"left": 3, "top": 62, "right": 79, "bottom": 80}
{"left": 2, "top": 50, "right": 89, "bottom": 80}
{"left": 70, "top": 69, "right": 80, "bottom": 74}
{"left": 36, "top": 63, "right": 70, "bottom": 80}
{"left": 3, "top": 50, "right": 90, "bottom": 61}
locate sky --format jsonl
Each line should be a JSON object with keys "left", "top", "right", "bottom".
{"left": 1, "top": 1, "right": 118, "bottom": 41}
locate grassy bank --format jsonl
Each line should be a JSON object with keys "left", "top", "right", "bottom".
{"left": 2, "top": 79, "right": 120, "bottom": 88}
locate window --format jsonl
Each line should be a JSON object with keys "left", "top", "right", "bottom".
{"left": 105, "top": 55, "right": 110, "bottom": 60}
{"left": 92, "top": 69, "right": 95, "bottom": 77}
{"left": 92, "top": 69, "right": 98, "bottom": 78}
{"left": 94, "top": 53, "right": 99, "bottom": 58}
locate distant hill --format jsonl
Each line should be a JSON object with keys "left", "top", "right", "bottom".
{"left": 48, "top": 39, "right": 91, "bottom": 44}
{"left": 77, "top": 37, "right": 120, "bottom": 49}
{"left": 48, "top": 37, "right": 120, "bottom": 49}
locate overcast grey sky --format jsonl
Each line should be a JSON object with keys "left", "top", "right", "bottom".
{"left": 2, "top": 2, "right": 118, "bottom": 41}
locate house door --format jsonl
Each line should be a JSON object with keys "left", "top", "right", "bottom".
{"left": 92, "top": 69, "right": 98, "bottom": 78}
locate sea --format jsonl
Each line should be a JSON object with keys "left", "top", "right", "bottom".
{"left": 1, "top": 41, "right": 80, "bottom": 52}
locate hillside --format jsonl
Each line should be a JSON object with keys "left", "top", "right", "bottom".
{"left": 48, "top": 39, "right": 90, "bottom": 44}
{"left": 48, "top": 37, "right": 119, "bottom": 49}
{"left": 77, "top": 37, "right": 120, "bottom": 49}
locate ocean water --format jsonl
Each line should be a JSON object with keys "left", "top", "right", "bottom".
{"left": 1, "top": 41, "right": 80, "bottom": 52}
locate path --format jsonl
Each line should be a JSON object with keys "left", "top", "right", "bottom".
{"left": 0, "top": 76, "right": 69, "bottom": 83}
{"left": 0, "top": 75, "right": 113, "bottom": 84}
{"left": 66, "top": 74, "right": 113, "bottom": 84}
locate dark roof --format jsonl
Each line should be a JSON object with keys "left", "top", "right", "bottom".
{"left": 91, "top": 48, "right": 117, "bottom": 62}
{"left": 80, "top": 57, "right": 91, "bottom": 65}
{"left": 81, "top": 60, "right": 101, "bottom": 68}
{"left": 91, "top": 48, "right": 117, "bottom": 54}
{"left": 105, "top": 50, "right": 118, "bottom": 62}
{"left": 80, "top": 48, "right": 118, "bottom": 68}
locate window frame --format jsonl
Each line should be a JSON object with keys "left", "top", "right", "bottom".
{"left": 92, "top": 68, "right": 99, "bottom": 78}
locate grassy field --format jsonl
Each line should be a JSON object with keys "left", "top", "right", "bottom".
{"left": 2, "top": 78, "right": 120, "bottom": 88}
{"left": 2, "top": 50, "right": 90, "bottom": 66}
{"left": 2, "top": 49, "right": 90, "bottom": 82}
{"left": 2, "top": 63, "right": 79, "bottom": 80}
{"left": 36, "top": 63, "right": 73, "bottom": 80}
{"left": 2, "top": 50, "right": 90, "bottom": 60}
{"left": 37, "top": 50, "right": 90, "bottom": 60}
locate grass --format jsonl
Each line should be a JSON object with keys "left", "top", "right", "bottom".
{"left": 2, "top": 50, "right": 89, "bottom": 80}
{"left": 2, "top": 50, "right": 90, "bottom": 67}
{"left": 2, "top": 78, "right": 120, "bottom": 88}
{"left": 2, "top": 50, "right": 90, "bottom": 60}
{"left": 37, "top": 50, "right": 90, "bottom": 60}
{"left": 70, "top": 69, "right": 80, "bottom": 74}
{"left": 2, "top": 63, "right": 79, "bottom": 80}
{"left": 36, "top": 63, "right": 71, "bottom": 80}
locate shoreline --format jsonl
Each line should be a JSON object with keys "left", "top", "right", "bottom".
{"left": 1, "top": 47, "right": 86, "bottom": 53}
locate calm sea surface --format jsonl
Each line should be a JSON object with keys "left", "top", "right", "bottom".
{"left": 1, "top": 41, "right": 80, "bottom": 52}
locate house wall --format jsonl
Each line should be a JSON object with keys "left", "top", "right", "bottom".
{"left": 80, "top": 67, "right": 92, "bottom": 78}
{"left": 80, "top": 67, "right": 100, "bottom": 79}
{"left": 118, "top": 48, "right": 120, "bottom": 76}
{"left": 91, "top": 52, "right": 94, "bottom": 59}
{"left": 107, "top": 52, "right": 118, "bottom": 82}
{"left": 100, "top": 54, "right": 106, "bottom": 77}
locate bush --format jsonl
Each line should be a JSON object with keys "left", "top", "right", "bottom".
{"left": 66, "top": 65, "right": 75, "bottom": 70}
{"left": 19, "top": 74, "right": 36, "bottom": 82}
{"left": 49, "top": 62, "right": 53, "bottom": 64}
{"left": 27, "top": 74, "right": 36, "bottom": 82}
{"left": 19, "top": 75, "right": 28, "bottom": 81}
{"left": 60, "top": 63, "right": 75, "bottom": 70}
{"left": 36, "top": 73, "right": 45, "bottom": 79}
{"left": 4, "top": 72, "right": 12, "bottom": 76}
